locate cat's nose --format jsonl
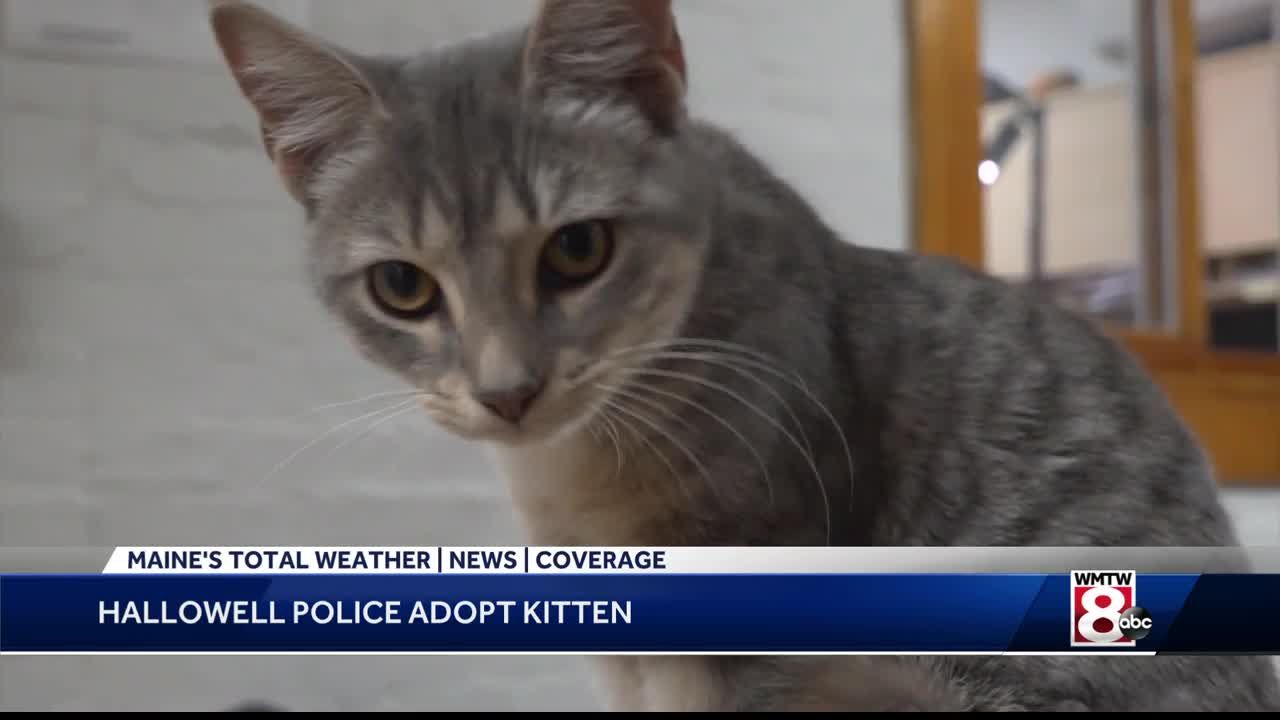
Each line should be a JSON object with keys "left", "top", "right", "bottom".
{"left": 474, "top": 379, "right": 545, "bottom": 425}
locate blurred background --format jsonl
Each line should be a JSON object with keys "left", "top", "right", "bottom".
{"left": 970, "top": 0, "right": 1280, "bottom": 547}
{"left": 0, "top": 0, "right": 1277, "bottom": 711}
{"left": 981, "top": 0, "right": 1278, "bottom": 345}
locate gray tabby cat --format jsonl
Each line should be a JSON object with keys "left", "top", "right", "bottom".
{"left": 208, "top": 0, "right": 1280, "bottom": 711}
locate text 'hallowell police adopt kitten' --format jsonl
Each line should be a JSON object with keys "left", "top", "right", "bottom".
{"left": 208, "top": 0, "right": 1280, "bottom": 711}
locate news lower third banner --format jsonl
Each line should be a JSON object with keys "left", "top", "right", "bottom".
{"left": 2, "top": 546, "right": 1279, "bottom": 655}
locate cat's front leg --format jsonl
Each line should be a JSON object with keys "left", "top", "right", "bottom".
{"left": 596, "top": 656, "right": 976, "bottom": 712}
{"left": 729, "top": 656, "right": 976, "bottom": 712}
{"left": 592, "top": 656, "right": 727, "bottom": 711}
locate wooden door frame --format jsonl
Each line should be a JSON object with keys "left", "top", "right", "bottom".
{"left": 905, "top": 0, "right": 1280, "bottom": 486}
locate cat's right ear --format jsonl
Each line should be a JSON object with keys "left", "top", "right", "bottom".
{"left": 522, "top": 0, "right": 688, "bottom": 136}
{"left": 207, "top": 1, "right": 384, "bottom": 204}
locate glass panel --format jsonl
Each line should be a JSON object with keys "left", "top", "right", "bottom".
{"left": 978, "top": 0, "right": 1167, "bottom": 330}
{"left": 1195, "top": 0, "right": 1280, "bottom": 354}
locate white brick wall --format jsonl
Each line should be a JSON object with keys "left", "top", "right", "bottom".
{"left": 0, "top": 0, "right": 911, "bottom": 711}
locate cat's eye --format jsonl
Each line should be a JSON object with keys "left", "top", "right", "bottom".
{"left": 367, "top": 261, "right": 440, "bottom": 320}
{"left": 539, "top": 220, "right": 615, "bottom": 291}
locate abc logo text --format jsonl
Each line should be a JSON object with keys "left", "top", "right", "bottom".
{"left": 1070, "top": 570, "right": 1153, "bottom": 647}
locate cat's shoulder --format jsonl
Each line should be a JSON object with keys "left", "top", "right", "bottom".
{"left": 841, "top": 243, "right": 1067, "bottom": 318}
{"left": 835, "top": 242, "right": 1133, "bottom": 362}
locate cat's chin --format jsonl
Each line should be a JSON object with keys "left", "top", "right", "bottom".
{"left": 467, "top": 409, "right": 599, "bottom": 450}
{"left": 479, "top": 425, "right": 552, "bottom": 448}
{"left": 495, "top": 415, "right": 592, "bottom": 448}
{"left": 433, "top": 413, "right": 576, "bottom": 449}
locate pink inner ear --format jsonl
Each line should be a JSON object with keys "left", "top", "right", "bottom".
{"left": 213, "top": 35, "right": 286, "bottom": 163}
{"left": 665, "top": 25, "right": 686, "bottom": 86}
{"left": 630, "top": 0, "right": 686, "bottom": 85}
{"left": 211, "top": 15, "right": 285, "bottom": 135}
{"left": 210, "top": 11, "right": 260, "bottom": 93}
{"left": 618, "top": 0, "right": 689, "bottom": 133}
{"left": 210, "top": 5, "right": 377, "bottom": 197}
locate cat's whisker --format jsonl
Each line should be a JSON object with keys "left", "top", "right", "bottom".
{"left": 596, "top": 398, "right": 670, "bottom": 493}
{"left": 600, "top": 339, "right": 812, "bottom": 429}
{"left": 631, "top": 347, "right": 855, "bottom": 516}
{"left": 625, "top": 349, "right": 813, "bottom": 460}
{"left": 704, "top": 350, "right": 856, "bottom": 516}
{"left": 609, "top": 337, "right": 815, "bottom": 396}
{"left": 598, "top": 380, "right": 726, "bottom": 508}
{"left": 318, "top": 398, "right": 423, "bottom": 461}
{"left": 598, "top": 395, "right": 703, "bottom": 505}
{"left": 607, "top": 338, "right": 857, "bottom": 518}
{"left": 610, "top": 338, "right": 817, "bottom": 418}
{"left": 600, "top": 382, "right": 698, "bottom": 434}
{"left": 595, "top": 408, "right": 626, "bottom": 483}
{"left": 578, "top": 338, "right": 855, "bottom": 528}
{"left": 601, "top": 380, "right": 774, "bottom": 510}
{"left": 294, "top": 388, "right": 424, "bottom": 417}
{"left": 622, "top": 365, "right": 832, "bottom": 546}
{"left": 259, "top": 396, "right": 424, "bottom": 485}
{"left": 606, "top": 337, "right": 793, "bottom": 376}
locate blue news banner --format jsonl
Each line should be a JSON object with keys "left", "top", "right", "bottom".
{"left": 2, "top": 559, "right": 1279, "bottom": 654}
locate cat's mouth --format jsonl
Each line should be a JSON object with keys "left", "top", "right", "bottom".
{"left": 418, "top": 355, "right": 639, "bottom": 447}
{"left": 422, "top": 380, "right": 596, "bottom": 447}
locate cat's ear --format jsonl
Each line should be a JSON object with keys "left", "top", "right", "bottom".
{"left": 522, "top": 0, "right": 688, "bottom": 135}
{"left": 207, "top": 1, "right": 384, "bottom": 203}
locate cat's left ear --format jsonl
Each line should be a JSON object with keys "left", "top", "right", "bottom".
{"left": 207, "top": 0, "right": 386, "bottom": 204}
{"left": 522, "top": 0, "right": 688, "bottom": 135}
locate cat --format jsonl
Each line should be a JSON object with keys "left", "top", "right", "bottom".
{"left": 207, "top": 0, "right": 1280, "bottom": 711}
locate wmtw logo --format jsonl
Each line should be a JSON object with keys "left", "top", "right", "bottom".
{"left": 1070, "top": 570, "right": 1152, "bottom": 647}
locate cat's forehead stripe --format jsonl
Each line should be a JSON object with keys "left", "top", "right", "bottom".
{"left": 505, "top": 161, "right": 539, "bottom": 224}
{"left": 489, "top": 176, "right": 533, "bottom": 239}
{"left": 423, "top": 165, "right": 540, "bottom": 252}
{"left": 546, "top": 167, "right": 576, "bottom": 222}
{"left": 418, "top": 202, "right": 451, "bottom": 255}
{"left": 416, "top": 169, "right": 456, "bottom": 250}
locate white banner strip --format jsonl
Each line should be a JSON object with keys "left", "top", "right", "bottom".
{"left": 100, "top": 545, "right": 1280, "bottom": 575}
{"left": 0, "top": 650, "right": 1159, "bottom": 657}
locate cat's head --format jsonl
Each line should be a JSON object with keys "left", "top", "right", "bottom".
{"left": 209, "top": 0, "right": 715, "bottom": 445}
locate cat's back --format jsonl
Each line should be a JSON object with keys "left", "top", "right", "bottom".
{"left": 834, "top": 241, "right": 1164, "bottom": 416}
{"left": 827, "top": 244, "right": 1236, "bottom": 547}
{"left": 676, "top": 119, "right": 1235, "bottom": 546}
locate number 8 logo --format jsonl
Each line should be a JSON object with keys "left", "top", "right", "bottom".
{"left": 1077, "top": 586, "right": 1126, "bottom": 644}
